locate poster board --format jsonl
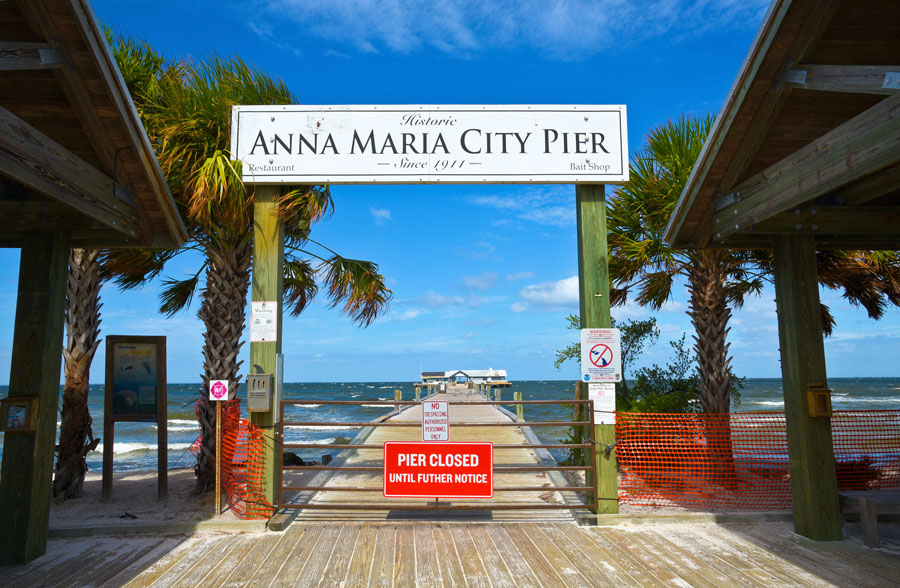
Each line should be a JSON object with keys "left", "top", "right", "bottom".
{"left": 103, "top": 335, "right": 167, "bottom": 501}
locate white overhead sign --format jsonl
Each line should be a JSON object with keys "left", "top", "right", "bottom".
{"left": 423, "top": 400, "right": 449, "bottom": 442}
{"left": 581, "top": 328, "right": 622, "bottom": 383}
{"left": 231, "top": 105, "right": 628, "bottom": 184}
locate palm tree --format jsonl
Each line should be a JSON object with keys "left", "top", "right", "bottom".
{"left": 102, "top": 50, "right": 391, "bottom": 494}
{"left": 608, "top": 115, "right": 900, "bottom": 416}
{"left": 52, "top": 36, "right": 174, "bottom": 500}
{"left": 610, "top": 116, "right": 900, "bottom": 488}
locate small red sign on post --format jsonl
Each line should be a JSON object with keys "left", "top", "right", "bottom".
{"left": 383, "top": 441, "right": 493, "bottom": 498}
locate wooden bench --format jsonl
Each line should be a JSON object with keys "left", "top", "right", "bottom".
{"left": 839, "top": 491, "right": 900, "bottom": 548}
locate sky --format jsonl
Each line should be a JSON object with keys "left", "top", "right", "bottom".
{"left": 2, "top": 0, "right": 899, "bottom": 384}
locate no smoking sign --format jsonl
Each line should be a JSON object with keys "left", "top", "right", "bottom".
{"left": 580, "top": 328, "right": 622, "bottom": 382}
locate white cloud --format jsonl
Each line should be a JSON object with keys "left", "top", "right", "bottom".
{"left": 249, "top": 1, "right": 768, "bottom": 59}
{"left": 512, "top": 275, "right": 579, "bottom": 311}
{"left": 507, "top": 271, "right": 535, "bottom": 281}
{"left": 462, "top": 271, "right": 499, "bottom": 290}
{"left": 470, "top": 187, "right": 574, "bottom": 228}
{"left": 370, "top": 207, "right": 392, "bottom": 226}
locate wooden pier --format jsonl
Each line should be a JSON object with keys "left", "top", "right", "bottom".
{"left": 1, "top": 519, "right": 898, "bottom": 587}
{"left": 282, "top": 385, "right": 583, "bottom": 521}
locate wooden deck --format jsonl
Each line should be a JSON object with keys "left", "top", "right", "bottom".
{"left": 1, "top": 520, "right": 899, "bottom": 587}
{"left": 285, "top": 387, "right": 577, "bottom": 521}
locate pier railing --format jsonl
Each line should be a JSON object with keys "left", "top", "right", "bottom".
{"left": 277, "top": 397, "right": 599, "bottom": 512}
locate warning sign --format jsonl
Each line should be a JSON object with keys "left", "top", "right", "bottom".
{"left": 581, "top": 328, "right": 622, "bottom": 382}
{"left": 422, "top": 400, "right": 449, "bottom": 441}
{"left": 383, "top": 442, "right": 493, "bottom": 498}
{"left": 209, "top": 380, "right": 229, "bottom": 401}
{"left": 588, "top": 382, "right": 616, "bottom": 425}
{"left": 250, "top": 301, "right": 277, "bottom": 342}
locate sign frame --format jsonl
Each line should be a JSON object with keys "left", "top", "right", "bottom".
{"left": 383, "top": 441, "right": 493, "bottom": 499}
{"left": 103, "top": 335, "right": 167, "bottom": 502}
{"left": 231, "top": 104, "right": 628, "bottom": 185}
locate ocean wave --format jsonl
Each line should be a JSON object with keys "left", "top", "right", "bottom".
{"left": 284, "top": 425, "right": 362, "bottom": 430}
{"left": 89, "top": 441, "right": 194, "bottom": 456}
{"left": 748, "top": 401, "right": 784, "bottom": 407}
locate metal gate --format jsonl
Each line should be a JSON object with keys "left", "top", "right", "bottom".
{"left": 277, "top": 393, "right": 598, "bottom": 513}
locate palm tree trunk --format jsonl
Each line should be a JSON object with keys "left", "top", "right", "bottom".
{"left": 54, "top": 248, "right": 102, "bottom": 501}
{"left": 194, "top": 241, "right": 251, "bottom": 494}
{"left": 687, "top": 252, "right": 737, "bottom": 490}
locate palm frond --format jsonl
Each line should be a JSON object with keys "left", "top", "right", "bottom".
{"left": 320, "top": 255, "right": 392, "bottom": 327}
{"left": 99, "top": 249, "right": 180, "bottom": 289}
{"left": 159, "top": 273, "right": 202, "bottom": 317}
{"left": 283, "top": 258, "right": 319, "bottom": 316}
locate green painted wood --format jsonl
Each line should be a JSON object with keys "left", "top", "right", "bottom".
{"left": 250, "top": 187, "right": 284, "bottom": 506}
{"left": 772, "top": 233, "right": 842, "bottom": 541}
{"left": 0, "top": 230, "right": 70, "bottom": 564}
{"left": 576, "top": 184, "right": 617, "bottom": 514}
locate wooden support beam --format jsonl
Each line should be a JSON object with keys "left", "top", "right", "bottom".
{"left": 0, "top": 105, "right": 138, "bottom": 236}
{"left": 753, "top": 205, "right": 900, "bottom": 236}
{"left": 0, "top": 230, "right": 70, "bottom": 564}
{"left": 713, "top": 92, "right": 900, "bottom": 241}
{"left": 0, "top": 41, "right": 64, "bottom": 71}
{"left": 251, "top": 186, "right": 284, "bottom": 507}
{"left": 840, "top": 164, "right": 900, "bottom": 206}
{"left": 783, "top": 65, "right": 900, "bottom": 95}
{"left": 772, "top": 233, "right": 842, "bottom": 541}
{"left": 576, "top": 184, "right": 617, "bottom": 514}
{"left": 691, "top": 0, "right": 842, "bottom": 247}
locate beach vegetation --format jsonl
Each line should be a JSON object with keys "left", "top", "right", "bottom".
{"left": 607, "top": 115, "right": 900, "bottom": 417}
{"left": 55, "top": 34, "right": 392, "bottom": 498}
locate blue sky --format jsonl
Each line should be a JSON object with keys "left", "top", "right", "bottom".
{"left": 2, "top": 0, "right": 899, "bottom": 383}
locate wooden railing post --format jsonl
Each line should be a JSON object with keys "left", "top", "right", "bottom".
{"left": 514, "top": 391, "right": 523, "bottom": 421}
{"left": 394, "top": 389, "right": 401, "bottom": 414}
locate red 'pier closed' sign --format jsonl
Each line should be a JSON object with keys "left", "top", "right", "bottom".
{"left": 383, "top": 441, "right": 493, "bottom": 498}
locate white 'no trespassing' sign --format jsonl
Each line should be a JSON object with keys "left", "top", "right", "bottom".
{"left": 230, "top": 105, "right": 628, "bottom": 184}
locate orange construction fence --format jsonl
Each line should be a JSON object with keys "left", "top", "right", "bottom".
{"left": 191, "top": 399, "right": 275, "bottom": 519}
{"left": 616, "top": 411, "right": 900, "bottom": 510}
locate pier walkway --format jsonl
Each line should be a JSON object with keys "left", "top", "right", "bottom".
{"left": 284, "top": 386, "right": 578, "bottom": 521}
{"left": 2, "top": 519, "right": 899, "bottom": 587}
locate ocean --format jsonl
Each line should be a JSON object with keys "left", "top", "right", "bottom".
{"left": 0, "top": 378, "right": 898, "bottom": 472}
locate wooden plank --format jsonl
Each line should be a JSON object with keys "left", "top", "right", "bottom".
{"left": 98, "top": 537, "right": 191, "bottom": 588}
{"left": 53, "top": 538, "right": 168, "bottom": 588}
{"left": 2, "top": 539, "right": 102, "bottom": 588}
{"left": 713, "top": 92, "right": 900, "bottom": 241}
{"left": 319, "top": 523, "right": 361, "bottom": 586}
{"left": 168, "top": 535, "right": 247, "bottom": 588}
{"left": 432, "top": 526, "right": 467, "bottom": 588}
{"left": 753, "top": 206, "right": 900, "bottom": 236}
{"left": 784, "top": 64, "right": 900, "bottom": 95}
{"left": 287, "top": 524, "right": 344, "bottom": 588}
{"left": 250, "top": 186, "right": 284, "bottom": 505}
{"left": 412, "top": 525, "right": 442, "bottom": 588}
{"left": 235, "top": 525, "right": 312, "bottom": 588}
{"left": 549, "top": 524, "right": 642, "bottom": 588}
{"left": 576, "top": 183, "right": 617, "bottom": 515}
{"left": 0, "top": 105, "right": 137, "bottom": 236}
{"left": 520, "top": 523, "right": 592, "bottom": 588}
{"left": 345, "top": 524, "right": 377, "bottom": 588}
{"left": 366, "top": 525, "right": 396, "bottom": 588}
{"left": 393, "top": 524, "right": 416, "bottom": 588}
{"left": 448, "top": 525, "right": 491, "bottom": 588}
{"left": 841, "top": 163, "right": 900, "bottom": 205}
{"left": 501, "top": 524, "right": 567, "bottom": 588}
{"left": 0, "top": 231, "right": 70, "bottom": 564}
{"left": 538, "top": 524, "right": 618, "bottom": 587}
{"left": 0, "top": 41, "right": 63, "bottom": 71}
{"left": 123, "top": 536, "right": 223, "bottom": 588}
{"left": 773, "top": 234, "right": 842, "bottom": 540}
{"left": 466, "top": 525, "right": 518, "bottom": 588}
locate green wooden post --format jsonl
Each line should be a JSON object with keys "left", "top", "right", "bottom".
{"left": 0, "top": 231, "right": 69, "bottom": 564}
{"left": 576, "top": 184, "right": 617, "bottom": 514}
{"left": 773, "top": 234, "right": 842, "bottom": 540}
{"left": 251, "top": 187, "right": 283, "bottom": 507}
{"left": 574, "top": 381, "right": 597, "bottom": 508}
{"left": 514, "top": 391, "right": 523, "bottom": 422}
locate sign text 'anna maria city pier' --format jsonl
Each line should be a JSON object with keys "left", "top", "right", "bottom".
{"left": 231, "top": 105, "right": 628, "bottom": 184}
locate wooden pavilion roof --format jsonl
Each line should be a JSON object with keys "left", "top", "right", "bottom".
{"left": 0, "top": 0, "right": 186, "bottom": 248}
{"left": 664, "top": 0, "right": 900, "bottom": 250}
